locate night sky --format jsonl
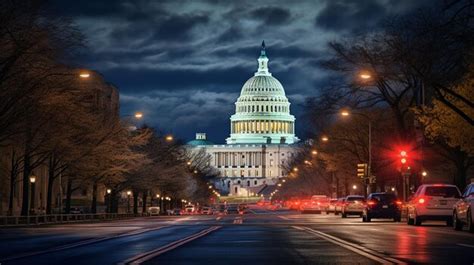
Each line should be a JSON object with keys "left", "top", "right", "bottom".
{"left": 52, "top": 0, "right": 431, "bottom": 143}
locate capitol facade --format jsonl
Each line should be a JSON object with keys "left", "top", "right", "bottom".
{"left": 187, "top": 42, "right": 299, "bottom": 197}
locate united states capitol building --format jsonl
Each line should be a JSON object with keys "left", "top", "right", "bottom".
{"left": 187, "top": 42, "right": 299, "bottom": 197}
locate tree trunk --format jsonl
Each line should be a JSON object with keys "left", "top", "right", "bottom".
{"left": 142, "top": 192, "right": 148, "bottom": 214}
{"left": 65, "top": 178, "right": 73, "bottom": 214}
{"left": 46, "top": 155, "right": 56, "bottom": 214}
{"left": 20, "top": 153, "right": 31, "bottom": 216}
{"left": 8, "top": 150, "right": 17, "bottom": 216}
{"left": 110, "top": 189, "right": 118, "bottom": 213}
{"left": 133, "top": 192, "right": 138, "bottom": 214}
{"left": 91, "top": 181, "right": 98, "bottom": 214}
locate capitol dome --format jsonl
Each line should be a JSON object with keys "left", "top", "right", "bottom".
{"left": 226, "top": 41, "right": 299, "bottom": 145}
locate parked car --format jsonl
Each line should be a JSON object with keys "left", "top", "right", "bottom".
{"left": 362, "top": 193, "right": 402, "bottom": 222}
{"left": 148, "top": 206, "right": 160, "bottom": 216}
{"left": 238, "top": 204, "right": 249, "bottom": 214}
{"left": 300, "top": 199, "right": 322, "bottom": 214}
{"left": 69, "top": 207, "right": 84, "bottom": 214}
{"left": 311, "top": 195, "right": 329, "bottom": 212}
{"left": 225, "top": 204, "right": 239, "bottom": 214}
{"left": 184, "top": 205, "right": 195, "bottom": 214}
{"left": 171, "top": 208, "right": 182, "bottom": 215}
{"left": 453, "top": 183, "right": 474, "bottom": 232}
{"left": 334, "top": 198, "right": 346, "bottom": 215}
{"left": 341, "top": 195, "right": 365, "bottom": 218}
{"left": 202, "top": 206, "right": 213, "bottom": 215}
{"left": 406, "top": 184, "right": 461, "bottom": 226}
{"left": 326, "top": 199, "right": 338, "bottom": 214}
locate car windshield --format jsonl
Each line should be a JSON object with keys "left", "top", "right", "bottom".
{"left": 346, "top": 196, "right": 364, "bottom": 201}
{"left": 425, "top": 186, "right": 460, "bottom": 198}
{"left": 371, "top": 194, "right": 397, "bottom": 202}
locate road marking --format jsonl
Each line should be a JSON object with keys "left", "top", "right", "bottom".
{"left": 457, "top": 243, "right": 474, "bottom": 249}
{"left": 0, "top": 225, "right": 168, "bottom": 262}
{"left": 233, "top": 217, "right": 243, "bottom": 224}
{"left": 293, "top": 226, "right": 407, "bottom": 265}
{"left": 120, "top": 226, "right": 221, "bottom": 265}
{"left": 278, "top": 215, "right": 290, "bottom": 220}
{"left": 216, "top": 216, "right": 222, "bottom": 221}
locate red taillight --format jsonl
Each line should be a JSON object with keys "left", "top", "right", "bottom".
{"left": 367, "top": 201, "right": 376, "bottom": 206}
{"left": 395, "top": 200, "right": 402, "bottom": 205}
{"left": 418, "top": 198, "right": 425, "bottom": 204}
{"left": 317, "top": 202, "right": 321, "bottom": 205}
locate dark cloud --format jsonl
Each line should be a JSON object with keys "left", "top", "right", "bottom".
{"left": 152, "top": 14, "right": 209, "bottom": 41}
{"left": 315, "top": 0, "right": 387, "bottom": 32}
{"left": 52, "top": 0, "right": 433, "bottom": 142}
{"left": 250, "top": 6, "right": 291, "bottom": 25}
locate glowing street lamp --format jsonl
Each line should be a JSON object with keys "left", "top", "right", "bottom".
{"left": 311, "top": 150, "right": 318, "bottom": 155}
{"left": 352, "top": 185, "right": 357, "bottom": 190}
{"left": 293, "top": 167, "right": 299, "bottom": 172}
{"left": 79, "top": 72, "right": 90, "bottom": 78}
{"left": 422, "top": 171, "right": 428, "bottom": 177}
{"left": 359, "top": 73, "right": 372, "bottom": 80}
{"left": 106, "top": 189, "right": 112, "bottom": 194}
{"left": 165, "top": 135, "right": 174, "bottom": 142}
{"left": 340, "top": 110, "right": 350, "bottom": 116}
{"left": 321, "top": 136, "right": 329, "bottom": 142}
{"left": 134, "top": 112, "right": 143, "bottom": 119}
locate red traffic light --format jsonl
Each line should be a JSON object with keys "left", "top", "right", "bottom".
{"left": 400, "top": 151, "right": 407, "bottom": 157}
{"left": 400, "top": 158, "right": 407, "bottom": 164}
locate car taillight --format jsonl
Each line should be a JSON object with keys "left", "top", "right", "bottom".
{"left": 317, "top": 202, "right": 321, "bottom": 205}
{"left": 395, "top": 200, "right": 402, "bottom": 205}
{"left": 367, "top": 200, "right": 376, "bottom": 206}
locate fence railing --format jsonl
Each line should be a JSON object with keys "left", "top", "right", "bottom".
{"left": 0, "top": 213, "right": 149, "bottom": 227}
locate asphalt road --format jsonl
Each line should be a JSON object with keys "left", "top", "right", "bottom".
{"left": 0, "top": 207, "right": 473, "bottom": 265}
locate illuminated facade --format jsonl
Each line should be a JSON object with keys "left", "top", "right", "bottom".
{"left": 188, "top": 42, "right": 299, "bottom": 197}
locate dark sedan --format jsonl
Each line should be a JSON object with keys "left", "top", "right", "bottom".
{"left": 362, "top": 193, "right": 402, "bottom": 222}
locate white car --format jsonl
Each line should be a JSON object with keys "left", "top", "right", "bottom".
{"left": 148, "top": 206, "right": 160, "bottom": 216}
{"left": 453, "top": 183, "right": 474, "bottom": 232}
{"left": 406, "top": 184, "right": 461, "bottom": 226}
{"left": 184, "top": 205, "right": 195, "bottom": 214}
{"left": 341, "top": 195, "right": 365, "bottom": 218}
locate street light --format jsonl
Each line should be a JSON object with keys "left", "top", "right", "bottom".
{"left": 321, "top": 136, "right": 329, "bottom": 142}
{"left": 134, "top": 112, "right": 143, "bottom": 119}
{"left": 340, "top": 109, "right": 372, "bottom": 194}
{"left": 165, "top": 135, "right": 174, "bottom": 142}
{"left": 422, "top": 171, "right": 428, "bottom": 177}
{"left": 126, "top": 191, "right": 132, "bottom": 214}
{"left": 311, "top": 150, "right": 318, "bottom": 155}
{"left": 352, "top": 185, "right": 357, "bottom": 190}
{"left": 293, "top": 167, "right": 299, "bottom": 172}
{"left": 79, "top": 72, "right": 90, "bottom": 78}
{"left": 29, "top": 175, "right": 36, "bottom": 215}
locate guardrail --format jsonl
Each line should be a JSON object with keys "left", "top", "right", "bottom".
{"left": 0, "top": 213, "right": 148, "bottom": 227}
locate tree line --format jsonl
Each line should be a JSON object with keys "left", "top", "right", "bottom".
{"left": 278, "top": 0, "right": 473, "bottom": 198}
{"left": 0, "top": 0, "right": 217, "bottom": 216}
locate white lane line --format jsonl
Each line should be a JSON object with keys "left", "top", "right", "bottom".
{"left": 233, "top": 217, "right": 243, "bottom": 224}
{"left": 216, "top": 217, "right": 222, "bottom": 221}
{"left": 0, "top": 226, "right": 168, "bottom": 262}
{"left": 293, "top": 226, "right": 407, "bottom": 265}
{"left": 278, "top": 215, "right": 290, "bottom": 220}
{"left": 457, "top": 243, "right": 474, "bottom": 248}
{"left": 120, "top": 226, "right": 221, "bottom": 265}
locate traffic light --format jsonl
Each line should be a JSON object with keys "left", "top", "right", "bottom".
{"left": 357, "top": 163, "right": 368, "bottom": 178}
{"left": 400, "top": 150, "right": 407, "bottom": 165}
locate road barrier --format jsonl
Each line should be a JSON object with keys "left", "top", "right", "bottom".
{"left": 0, "top": 213, "right": 148, "bottom": 227}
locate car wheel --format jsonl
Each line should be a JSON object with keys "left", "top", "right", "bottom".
{"left": 342, "top": 212, "right": 347, "bottom": 218}
{"left": 453, "top": 211, "right": 462, "bottom": 230}
{"left": 394, "top": 216, "right": 401, "bottom": 222}
{"left": 467, "top": 208, "right": 474, "bottom": 233}
{"left": 407, "top": 215, "right": 414, "bottom": 225}
{"left": 446, "top": 217, "right": 453, "bottom": 227}
{"left": 414, "top": 212, "right": 422, "bottom": 226}
{"left": 366, "top": 214, "right": 371, "bottom": 222}
{"left": 335, "top": 211, "right": 339, "bottom": 215}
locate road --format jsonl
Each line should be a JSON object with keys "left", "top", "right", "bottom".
{"left": 0, "top": 207, "right": 473, "bottom": 265}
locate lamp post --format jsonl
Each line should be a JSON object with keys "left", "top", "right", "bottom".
{"left": 126, "top": 191, "right": 132, "bottom": 214}
{"left": 106, "top": 189, "right": 112, "bottom": 213}
{"left": 340, "top": 110, "right": 373, "bottom": 194}
{"left": 29, "top": 176, "right": 36, "bottom": 215}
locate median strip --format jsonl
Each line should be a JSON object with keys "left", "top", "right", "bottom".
{"left": 292, "top": 226, "right": 407, "bottom": 265}
{"left": 120, "top": 226, "right": 222, "bottom": 265}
